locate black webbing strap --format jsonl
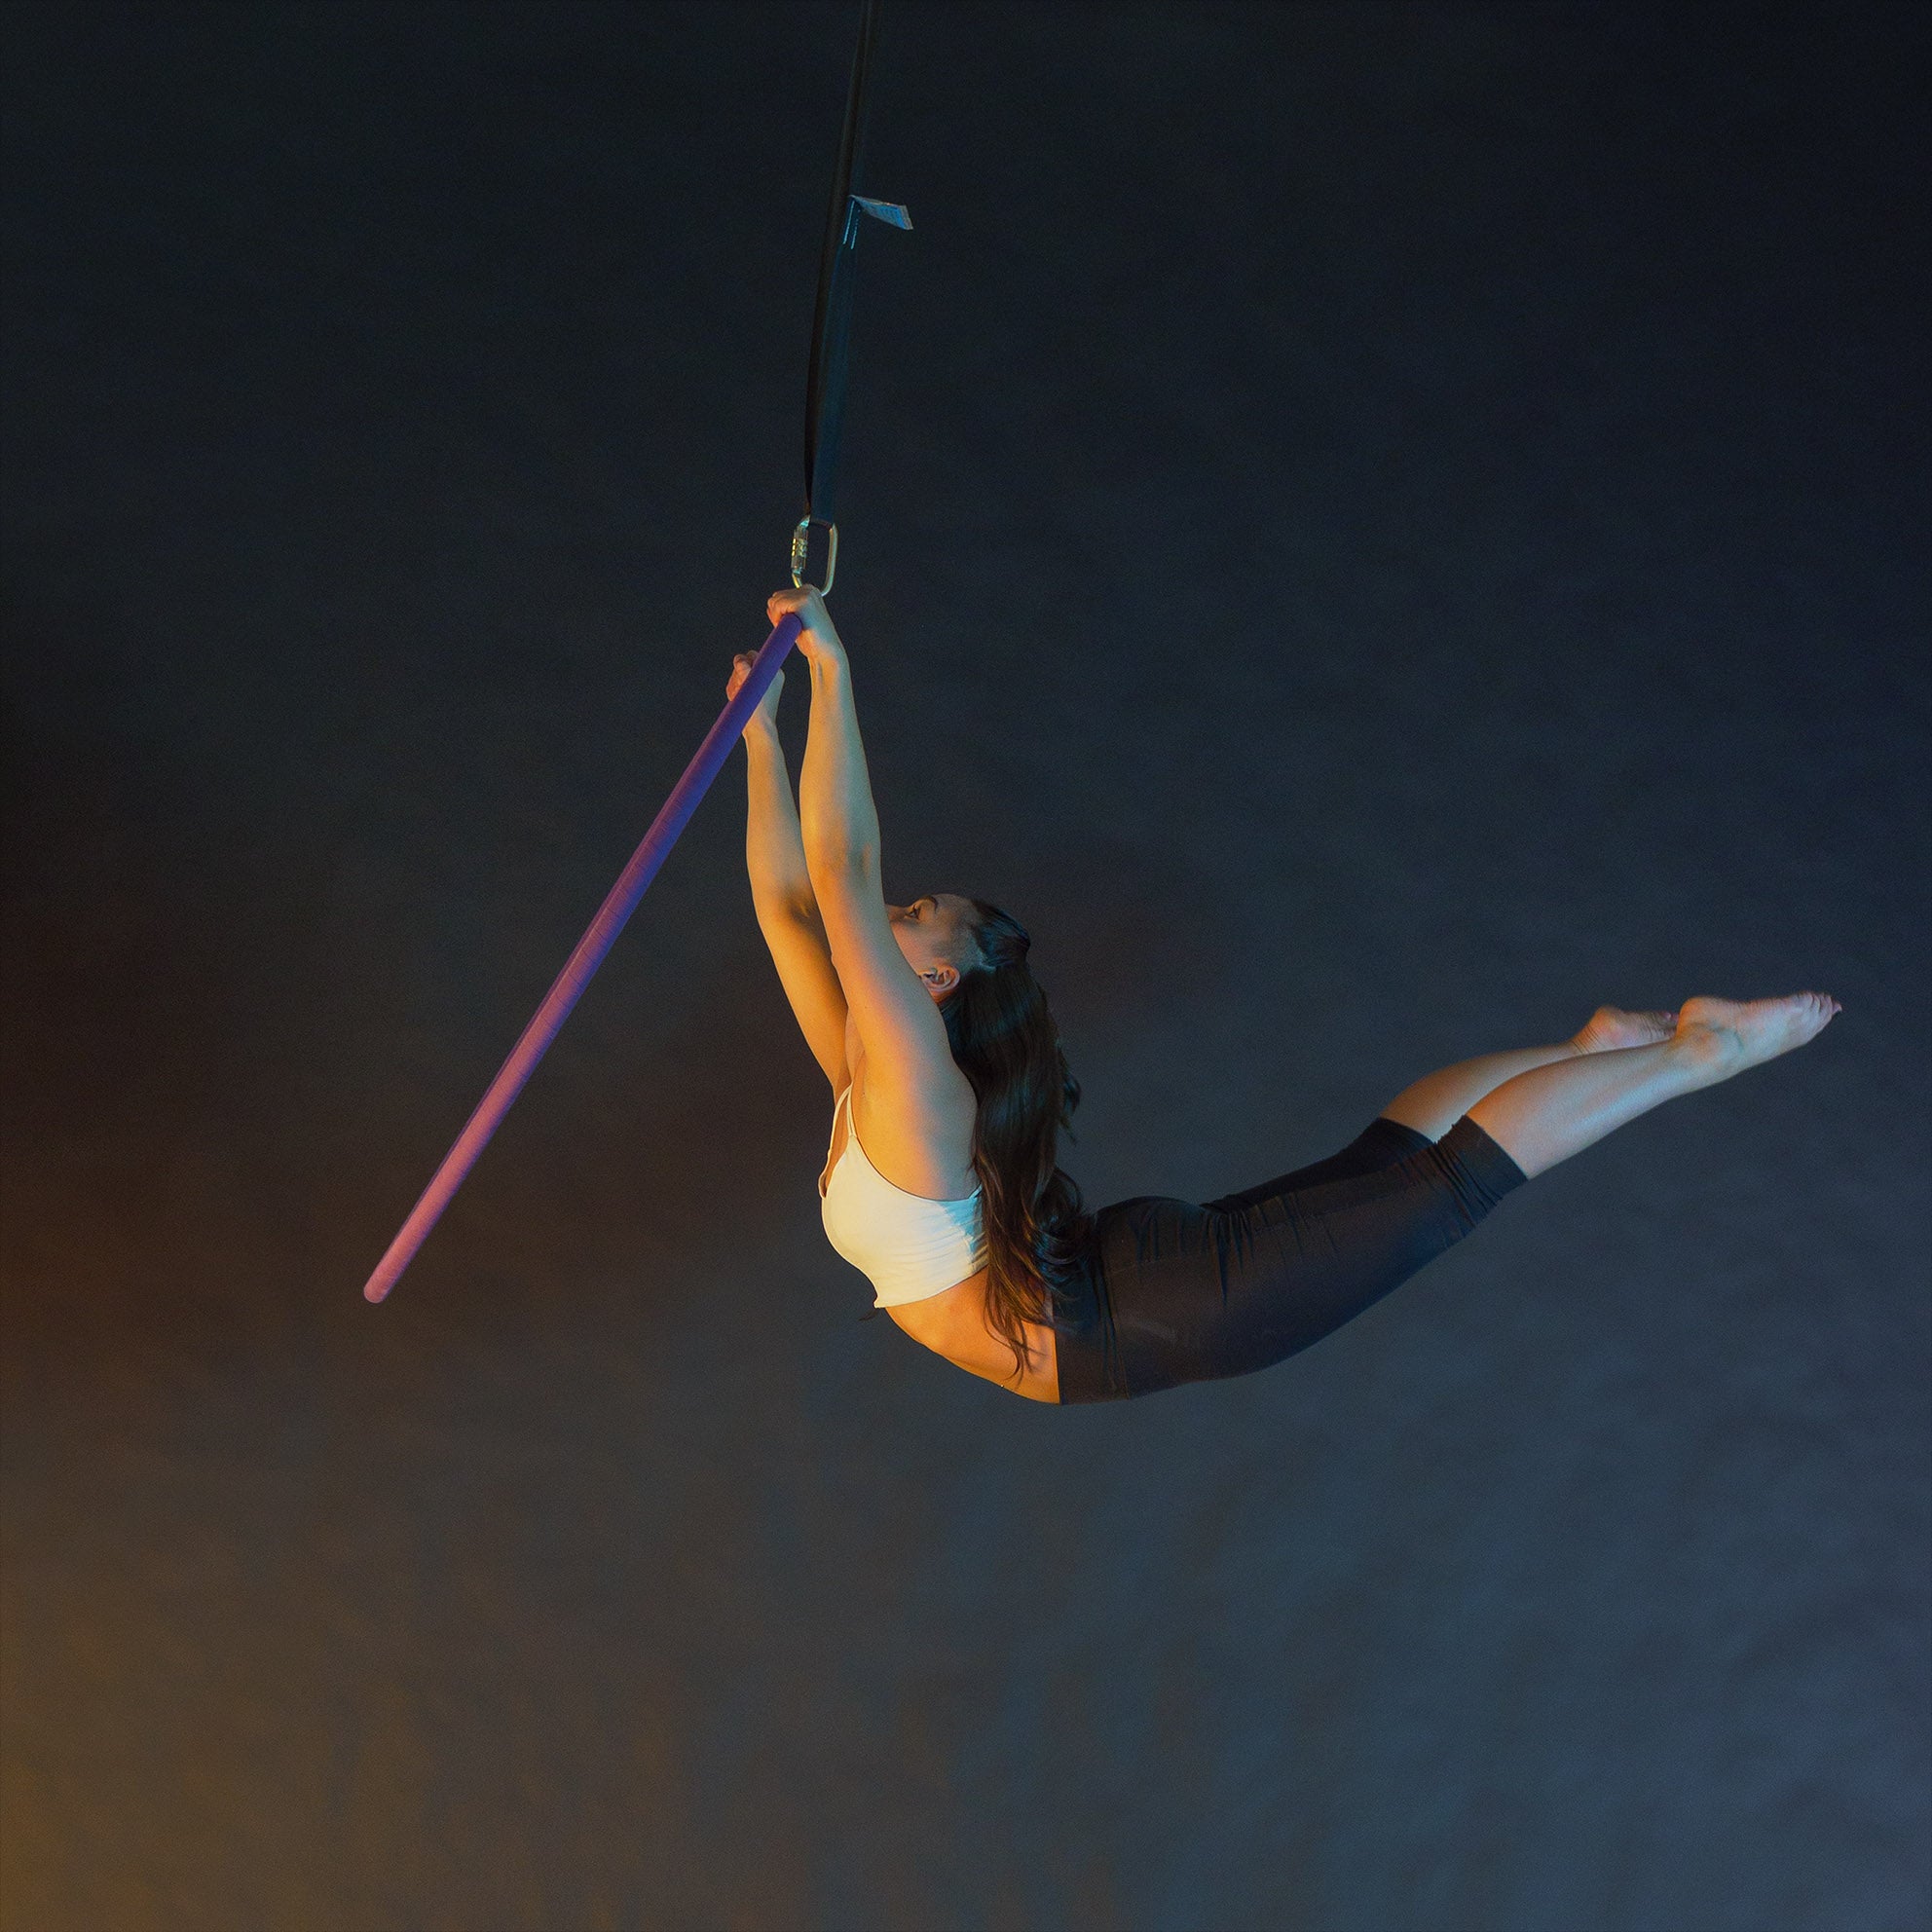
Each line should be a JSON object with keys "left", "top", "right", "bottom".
{"left": 792, "top": 0, "right": 911, "bottom": 597}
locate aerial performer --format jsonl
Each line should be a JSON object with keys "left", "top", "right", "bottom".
{"left": 359, "top": 0, "right": 1841, "bottom": 1366}
{"left": 730, "top": 589, "right": 1841, "bottom": 1404}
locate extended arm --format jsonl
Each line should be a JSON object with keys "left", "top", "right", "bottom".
{"left": 772, "top": 589, "right": 956, "bottom": 1091}
{"left": 742, "top": 714, "right": 816, "bottom": 919}
{"left": 796, "top": 622, "right": 880, "bottom": 866}
{"left": 732, "top": 650, "right": 850, "bottom": 1091}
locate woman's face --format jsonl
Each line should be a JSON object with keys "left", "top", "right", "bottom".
{"left": 888, "top": 893, "right": 974, "bottom": 998}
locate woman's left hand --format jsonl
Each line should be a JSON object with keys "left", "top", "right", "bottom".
{"left": 765, "top": 585, "right": 842, "bottom": 661}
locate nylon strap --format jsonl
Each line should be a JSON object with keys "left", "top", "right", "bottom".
{"left": 794, "top": 0, "right": 911, "bottom": 594}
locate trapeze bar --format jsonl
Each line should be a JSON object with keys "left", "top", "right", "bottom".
{"left": 361, "top": 612, "right": 805, "bottom": 1303}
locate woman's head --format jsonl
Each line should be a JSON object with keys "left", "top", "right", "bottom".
{"left": 903, "top": 893, "right": 1096, "bottom": 1384}
{"left": 886, "top": 892, "right": 983, "bottom": 998}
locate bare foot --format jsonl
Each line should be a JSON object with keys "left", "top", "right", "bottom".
{"left": 1573, "top": 1004, "right": 1680, "bottom": 1053}
{"left": 1672, "top": 992, "right": 1842, "bottom": 1078}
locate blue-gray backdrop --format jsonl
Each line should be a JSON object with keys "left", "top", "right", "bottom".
{"left": 3, "top": 4, "right": 1926, "bottom": 1929}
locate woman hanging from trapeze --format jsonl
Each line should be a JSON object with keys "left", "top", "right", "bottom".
{"left": 730, "top": 585, "right": 1840, "bottom": 1405}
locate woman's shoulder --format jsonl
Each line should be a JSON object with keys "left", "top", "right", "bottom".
{"left": 844, "top": 1024, "right": 975, "bottom": 1115}
{"left": 848, "top": 1049, "right": 979, "bottom": 1198}
{"left": 850, "top": 1046, "right": 976, "bottom": 1117}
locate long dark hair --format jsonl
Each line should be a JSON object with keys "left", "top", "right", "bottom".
{"left": 939, "top": 898, "right": 1097, "bottom": 1385}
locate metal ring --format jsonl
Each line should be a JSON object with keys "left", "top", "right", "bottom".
{"left": 790, "top": 516, "right": 837, "bottom": 597}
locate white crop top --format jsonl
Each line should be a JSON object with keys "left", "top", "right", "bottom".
{"left": 818, "top": 1084, "right": 989, "bottom": 1307}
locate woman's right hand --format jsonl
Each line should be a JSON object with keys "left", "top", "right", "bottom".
{"left": 764, "top": 585, "right": 841, "bottom": 664}
{"left": 727, "top": 650, "right": 784, "bottom": 736}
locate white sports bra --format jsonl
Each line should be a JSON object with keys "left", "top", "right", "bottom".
{"left": 818, "top": 1084, "right": 988, "bottom": 1307}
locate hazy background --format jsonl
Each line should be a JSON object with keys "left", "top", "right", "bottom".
{"left": 3, "top": 4, "right": 1926, "bottom": 1928}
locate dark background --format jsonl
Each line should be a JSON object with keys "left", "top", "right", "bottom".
{"left": 3, "top": 4, "right": 1926, "bottom": 1928}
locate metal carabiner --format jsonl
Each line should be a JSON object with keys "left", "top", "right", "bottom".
{"left": 790, "top": 515, "right": 838, "bottom": 597}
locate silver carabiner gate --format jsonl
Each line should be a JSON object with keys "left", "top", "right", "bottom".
{"left": 790, "top": 515, "right": 837, "bottom": 597}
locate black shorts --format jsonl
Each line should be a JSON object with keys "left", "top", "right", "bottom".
{"left": 1053, "top": 1113, "right": 1529, "bottom": 1404}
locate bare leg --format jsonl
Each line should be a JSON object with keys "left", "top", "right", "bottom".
{"left": 1465, "top": 993, "right": 1841, "bottom": 1180}
{"left": 1380, "top": 1006, "right": 1678, "bottom": 1141}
